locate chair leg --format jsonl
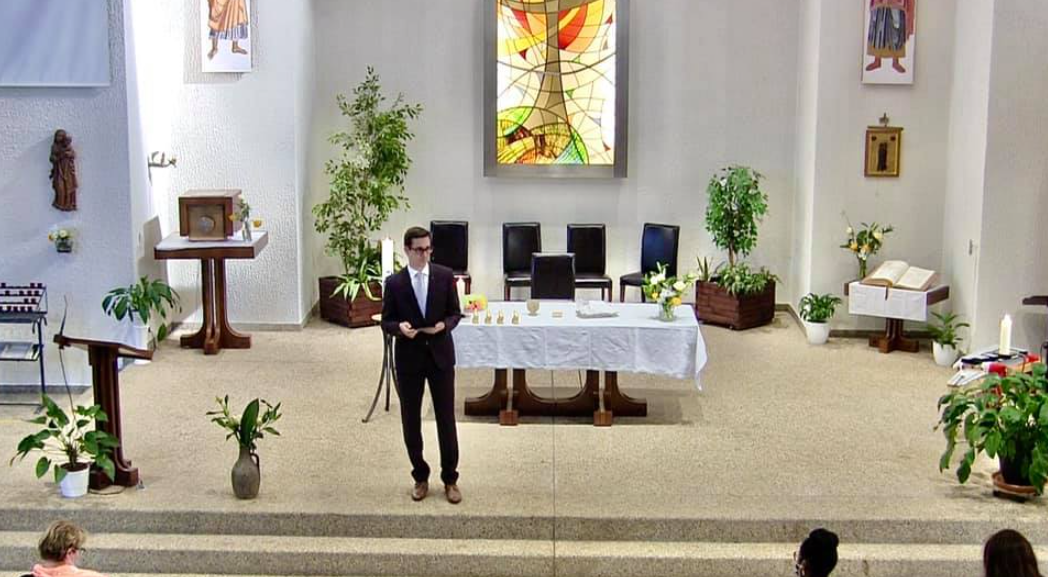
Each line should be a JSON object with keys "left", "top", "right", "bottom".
{"left": 619, "top": 285, "right": 625, "bottom": 303}
{"left": 465, "top": 278, "right": 472, "bottom": 294}
{"left": 505, "top": 285, "right": 510, "bottom": 301}
{"left": 640, "top": 290, "right": 646, "bottom": 303}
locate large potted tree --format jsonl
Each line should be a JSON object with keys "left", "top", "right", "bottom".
{"left": 695, "top": 166, "right": 778, "bottom": 330}
{"left": 314, "top": 66, "right": 422, "bottom": 328}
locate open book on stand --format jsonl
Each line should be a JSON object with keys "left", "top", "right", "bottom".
{"left": 860, "top": 260, "right": 937, "bottom": 291}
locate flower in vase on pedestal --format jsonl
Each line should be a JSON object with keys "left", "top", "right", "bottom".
{"left": 840, "top": 218, "right": 893, "bottom": 279}
{"left": 642, "top": 263, "right": 697, "bottom": 321}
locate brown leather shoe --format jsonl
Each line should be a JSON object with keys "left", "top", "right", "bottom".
{"left": 444, "top": 484, "right": 462, "bottom": 504}
{"left": 411, "top": 481, "right": 428, "bottom": 501}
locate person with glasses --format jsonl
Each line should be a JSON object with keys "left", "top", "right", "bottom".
{"left": 794, "top": 528, "right": 839, "bottom": 577}
{"left": 31, "top": 520, "right": 107, "bottom": 577}
{"left": 381, "top": 226, "right": 463, "bottom": 504}
{"left": 983, "top": 529, "right": 1043, "bottom": 577}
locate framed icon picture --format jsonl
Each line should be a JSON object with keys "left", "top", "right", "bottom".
{"left": 861, "top": 0, "right": 916, "bottom": 85}
{"left": 864, "top": 126, "right": 903, "bottom": 177}
{"left": 201, "top": 0, "right": 252, "bottom": 73}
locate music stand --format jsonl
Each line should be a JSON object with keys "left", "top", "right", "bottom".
{"left": 54, "top": 332, "right": 152, "bottom": 489}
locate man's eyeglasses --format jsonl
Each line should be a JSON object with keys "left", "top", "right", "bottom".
{"left": 408, "top": 246, "right": 433, "bottom": 254}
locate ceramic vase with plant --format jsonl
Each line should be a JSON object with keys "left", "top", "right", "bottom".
{"left": 102, "top": 276, "right": 180, "bottom": 358}
{"left": 207, "top": 396, "right": 282, "bottom": 499}
{"left": 798, "top": 293, "right": 843, "bottom": 345}
{"left": 313, "top": 66, "right": 422, "bottom": 327}
{"left": 937, "top": 362, "right": 1048, "bottom": 495}
{"left": 9, "top": 395, "right": 119, "bottom": 498}
{"left": 928, "top": 311, "right": 969, "bottom": 367}
{"left": 48, "top": 228, "right": 74, "bottom": 253}
{"left": 643, "top": 263, "right": 698, "bottom": 321}
{"left": 840, "top": 218, "right": 894, "bottom": 279}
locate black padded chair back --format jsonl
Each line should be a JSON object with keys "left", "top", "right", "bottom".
{"left": 640, "top": 223, "right": 680, "bottom": 276}
{"left": 503, "top": 222, "right": 541, "bottom": 274}
{"left": 531, "top": 253, "right": 576, "bottom": 300}
{"left": 430, "top": 220, "right": 469, "bottom": 273}
{"left": 566, "top": 224, "right": 606, "bottom": 276}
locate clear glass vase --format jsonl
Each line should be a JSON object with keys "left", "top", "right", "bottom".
{"left": 658, "top": 302, "right": 676, "bottom": 322}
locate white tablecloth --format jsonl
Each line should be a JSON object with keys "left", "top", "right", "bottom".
{"left": 847, "top": 281, "right": 929, "bottom": 322}
{"left": 454, "top": 302, "right": 707, "bottom": 389}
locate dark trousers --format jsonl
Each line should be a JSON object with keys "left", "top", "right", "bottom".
{"left": 396, "top": 353, "right": 459, "bottom": 485}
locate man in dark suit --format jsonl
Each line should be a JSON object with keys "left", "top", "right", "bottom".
{"left": 381, "top": 226, "right": 463, "bottom": 504}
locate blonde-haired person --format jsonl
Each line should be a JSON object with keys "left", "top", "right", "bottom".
{"left": 32, "top": 521, "right": 106, "bottom": 577}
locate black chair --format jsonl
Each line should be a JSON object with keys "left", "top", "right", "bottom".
{"left": 619, "top": 223, "right": 680, "bottom": 302}
{"left": 567, "top": 224, "right": 612, "bottom": 302}
{"left": 430, "top": 220, "right": 471, "bottom": 293}
{"left": 503, "top": 222, "right": 541, "bottom": 300}
{"left": 531, "top": 253, "right": 576, "bottom": 300}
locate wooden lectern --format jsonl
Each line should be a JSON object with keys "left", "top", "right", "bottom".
{"left": 54, "top": 333, "right": 152, "bottom": 490}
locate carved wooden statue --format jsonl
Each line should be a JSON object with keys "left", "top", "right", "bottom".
{"left": 49, "top": 129, "right": 78, "bottom": 211}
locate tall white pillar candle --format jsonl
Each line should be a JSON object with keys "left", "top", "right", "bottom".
{"left": 381, "top": 237, "right": 394, "bottom": 281}
{"left": 1000, "top": 314, "right": 1012, "bottom": 356}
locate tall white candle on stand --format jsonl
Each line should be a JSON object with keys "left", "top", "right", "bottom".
{"left": 381, "top": 237, "right": 394, "bottom": 281}
{"left": 999, "top": 314, "right": 1013, "bottom": 355}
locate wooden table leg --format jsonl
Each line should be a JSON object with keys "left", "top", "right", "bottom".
{"left": 87, "top": 347, "right": 138, "bottom": 490}
{"left": 869, "top": 318, "right": 919, "bottom": 353}
{"left": 214, "top": 259, "right": 251, "bottom": 350}
{"left": 465, "top": 369, "right": 510, "bottom": 415}
{"left": 181, "top": 259, "right": 214, "bottom": 351}
{"left": 602, "top": 371, "right": 647, "bottom": 416}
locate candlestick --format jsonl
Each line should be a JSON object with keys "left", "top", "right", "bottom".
{"left": 1000, "top": 314, "right": 1013, "bottom": 356}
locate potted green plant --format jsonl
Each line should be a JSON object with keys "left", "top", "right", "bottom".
{"left": 102, "top": 276, "right": 180, "bottom": 357}
{"left": 695, "top": 166, "right": 777, "bottom": 330}
{"left": 937, "top": 363, "right": 1048, "bottom": 496}
{"left": 9, "top": 395, "right": 119, "bottom": 498}
{"left": 798, "top": 293, "right": 843, "bottom": 345}
{"left": 928, "top": 312, "right": 969, "bottom": 367}
{"left": 206, "top": 396, "right": 282, "bottom": 499}
{"left": 314, "top": 66, "right": 422, "bottom": 328}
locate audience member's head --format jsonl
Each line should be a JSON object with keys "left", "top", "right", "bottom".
{"left": 984, "top": 529, "right": 1042, "bottom": 577}
{"left": 38, "top": 520, "right": 87, "bottom": 564}
{"left": 796, "top": 528, "right": 839, "bottom": 577}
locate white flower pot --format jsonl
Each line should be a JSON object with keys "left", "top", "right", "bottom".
{"left": 804, "top": 321, "right": 830, "bottom": 345}
{"left": 933, "top": 342, "right": 960, "bottom": 367}
{"left": 59, "top": 466, "right": 90, "bottom": 498}
{"left": 123, "top": 321, "right": 151, "bottom": 364}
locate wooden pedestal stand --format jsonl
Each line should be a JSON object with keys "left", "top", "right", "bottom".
{"left": 54, "top": 334, "right": 152, "bottom": 490}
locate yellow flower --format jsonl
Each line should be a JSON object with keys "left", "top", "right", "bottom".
{"left": 229, "top": 214, "right": 236, "bottom": 221}
{"left": 849, "top": 242, "right": 858, "bottom": 251}
{"left": 48, "top": 233, "right": 54, "bottom": 241}
{"left": 861, "top": 244, "right": 870, "bottom": 253}
{"left": 651, "top": 292, "right": 660, "bottom": 301}
{"left": 671, "top": 297, "right": 682, "bottom": 307}
{"left": 252, "top": 218, "right": 263, "bottom": 228}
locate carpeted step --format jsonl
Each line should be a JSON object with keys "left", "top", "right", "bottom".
{"left": 3, "top": 531, "right": 1046, "bottom": 577}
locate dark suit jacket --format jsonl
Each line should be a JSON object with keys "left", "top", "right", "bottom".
{"left": 381, "top": 263, "right": 462, "bottom": 373}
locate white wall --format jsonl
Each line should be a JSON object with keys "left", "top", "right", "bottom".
{"left": 309, "top": 0, "right": 800, "bottom": 304}
{"left": 0, "top": 0, "right": 132, "bottom": 386}
{"left": 801, "top": 0, "right": 956, "bottom": 330}
{"left": 941, "top": 0, "right": 993, "bottom": 344}
{"left": 127, "top": 0, "right": 314, "bottom": 328}
{"left": 972, "top": 0, "right": 1048, "bottom": 352}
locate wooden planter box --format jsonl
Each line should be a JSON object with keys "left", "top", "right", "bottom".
{"left": 318, "top": 277, "right": 383, "bottom": 328}
{"left": 694, "top": 280, "right": 776, "bottom": 330}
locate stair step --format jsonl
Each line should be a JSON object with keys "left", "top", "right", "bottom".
{"left": 4, "top": 531, "right": 1046, "bottom": 577}
{"left": 2, "top": 507, "right": 1045, "bottom": 545}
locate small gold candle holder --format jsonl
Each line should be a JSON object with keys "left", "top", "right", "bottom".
{"left": 511, "top": 311, "right": 520, "bottom": 325}
{"left": 497, "top": 310, "right": 505, "bottom": 325}
{"left": 485, "top": 311, "right": 493, "bottom": 324}
{"left": 471, "top": 312, "right": 479, "bottom": 324}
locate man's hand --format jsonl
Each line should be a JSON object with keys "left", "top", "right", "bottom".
{"left": 419, "top": 321, "right": 446, "bottom": 335}
{"left": 399, "top": 321, "right": 418, "bottom": 339}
